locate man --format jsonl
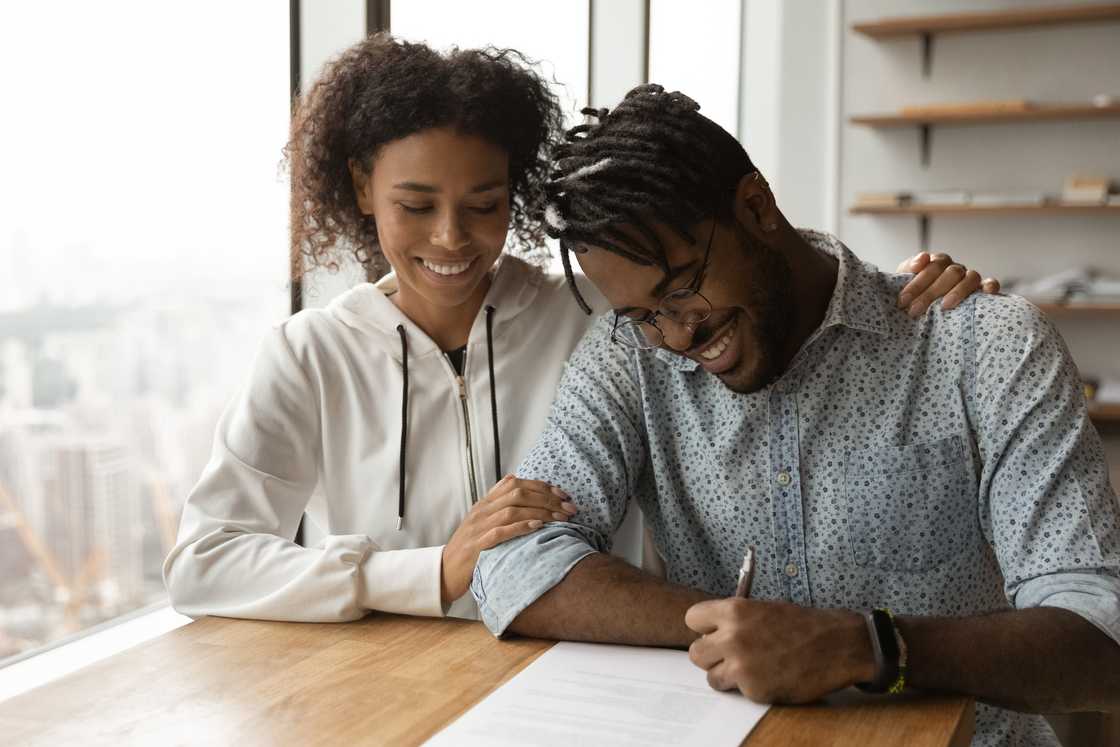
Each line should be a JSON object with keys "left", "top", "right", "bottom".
{"left": 470, "top": 85, "right": 1120, "bottom": 746}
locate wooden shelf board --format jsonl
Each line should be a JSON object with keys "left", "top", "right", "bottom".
{"left": 850, "top": 104, "right": 1120, "bottom": 128}
{"left": 1090, "top": 403, "right": 1120, "bottom": 423}
{"left": 852, "top": 4, "right": 1120, "bottom": 38}
{"left": 850, "top": 203, "right": 1120, "bottom": 216}
{"left": 1038, "top": 303, "right": 1120, "bottom": 315}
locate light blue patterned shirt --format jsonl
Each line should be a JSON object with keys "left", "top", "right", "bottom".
{"left": 472, "top": 231, "right": 1120, "bottom": 746}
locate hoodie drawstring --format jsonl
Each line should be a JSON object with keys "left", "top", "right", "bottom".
{"left": 395, "top": 309, "right": 501, "bottom": 531}
{"left": 396, "top": 324, "right": 409, "bottom": 530}
{"left": 485, "top": 305, "right": 502, "bottom": 482}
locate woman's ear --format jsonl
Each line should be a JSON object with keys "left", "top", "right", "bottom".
{"left": 732, "top": 171, "right": 779, "bottom": 234}
{"left": 349, "top": 158, "right": 375, "bottom": 215}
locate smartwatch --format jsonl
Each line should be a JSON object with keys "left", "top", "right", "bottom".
{"left": 855, "top": 608, "right": 907, "bottom": 694}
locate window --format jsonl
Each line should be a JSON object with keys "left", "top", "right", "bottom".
{"left": 0, "top": 2, "right": 290, "bottom": 663}
{"left": 392, "top": 0, "right": 590, "bottom": 123}
{"left": 648, "top": 0, "right": 742, "bottom": 138}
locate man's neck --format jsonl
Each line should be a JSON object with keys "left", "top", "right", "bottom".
{"left": 775, "top": 231, "right": 839, "bottom": 375}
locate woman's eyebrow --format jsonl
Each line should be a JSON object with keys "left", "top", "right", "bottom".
{"left": 470, "top": 179, "right": 507, "bottom": 193}
{"left": 390, "top": 179, "right": 508, "bottom": 193}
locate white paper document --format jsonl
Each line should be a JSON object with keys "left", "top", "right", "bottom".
{"left": 425, "top": 641, "right": 770, "bottom": 746}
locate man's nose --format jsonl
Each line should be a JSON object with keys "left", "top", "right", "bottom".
{"left": 659, "top": 316, "right": 700, "bottom": 352}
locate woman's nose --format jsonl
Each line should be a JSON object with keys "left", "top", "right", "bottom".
{"left": 431, "top": 211, "right": 470, "bottom": 252}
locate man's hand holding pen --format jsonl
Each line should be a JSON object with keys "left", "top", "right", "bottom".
{"left": 684, "top": 547, "right": 877, "bottom": 705}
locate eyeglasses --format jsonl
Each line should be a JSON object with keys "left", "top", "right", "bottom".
{"left": 611, "top": 220, "right": 715, "bottom": 351}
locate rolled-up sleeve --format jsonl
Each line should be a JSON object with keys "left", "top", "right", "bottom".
{"left": 472, "top": 317, "right": 649, "bottom": 635}
{"left": 972, "top": 296, "right": 1120, "bottom": 643}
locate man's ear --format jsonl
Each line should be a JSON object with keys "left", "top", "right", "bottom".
{"left": 732, "top": 171, "right": 780, "bottom": 235}
{"left": 348, "top": 158, "right": 374, "bottom": 215}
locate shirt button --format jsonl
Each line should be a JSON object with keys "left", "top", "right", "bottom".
{"left": 785, "top": 563, "right": 799, "bottom": 577}
{"left": 776, "top": 471, "right": 792, "bottom": 486}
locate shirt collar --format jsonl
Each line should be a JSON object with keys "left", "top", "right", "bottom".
{"left": 804, "top": 230, "right": 891, "bottom": 339}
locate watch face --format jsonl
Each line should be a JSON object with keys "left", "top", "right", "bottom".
{"left": 873, "top": 609, "right": 900, "bottom": 660}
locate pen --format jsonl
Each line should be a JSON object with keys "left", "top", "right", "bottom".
{"left": 734, "top": 545, "right": 756, "bottom": 598}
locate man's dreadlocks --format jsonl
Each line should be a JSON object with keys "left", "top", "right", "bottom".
{"left": 543, "top": 84, "right": 758, "bottom": 313}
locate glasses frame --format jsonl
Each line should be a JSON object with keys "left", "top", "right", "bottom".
{"left": 611, "top": 219, "right": 717, "bottom": 351}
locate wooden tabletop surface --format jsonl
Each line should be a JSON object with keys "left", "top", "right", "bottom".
{"left": 0, "top": 614, "right": 974, "bottom": 746}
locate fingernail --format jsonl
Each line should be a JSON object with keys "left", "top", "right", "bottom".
{"left": 552, "top": 512, "right": 568, "bottom": 521}
{"left": 560, "top": 501, "right": 578, "bottom": 514}
{"left": 551, "top": 486, "right": 569, "bottom": 498}
{"left": 528, "top": 520, "right": 543, "bottom": 529}
{"left": 898, "top": 293, "right": 912, "bottom": 309}
{"left": 908, "top": 304, "right": 922, "bottom": 318}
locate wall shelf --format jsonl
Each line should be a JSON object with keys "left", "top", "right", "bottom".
{"left": 850, "top": 103, "right": 1120, "bottom": 128}
{"left": 851, "top": 4, "right": 1120, "bottom": 79}
{"left": 1090, "top": 403, "right": 1120, "bottom": 424}
{"left": 852, "top": 4, "right": 1120, "bottom": 39}
{"left": 849, "top": 104, "right": 1120, "bottom": 167}
{"left": 850, "top": 203, "right": 1120, "bottom": 217}
{"left": 1037, "top": 303, "right": 1120, "bottom": 315}
{"left": 850, "top": 203, "right": 1120, "bottom": 250}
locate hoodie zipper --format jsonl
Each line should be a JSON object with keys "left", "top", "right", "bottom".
{"left": 457, "top": 373, "right": 480, "bottom": 504}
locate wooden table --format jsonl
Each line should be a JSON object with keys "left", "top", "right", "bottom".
{"left": 0, "top": 615, "right": 974, "bottom": 746}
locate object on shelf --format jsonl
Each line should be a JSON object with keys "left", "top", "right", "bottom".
{"left": 1096, "top": 380, "right": 1120, "bottom": 406}
{"left": 911, "top": 190, "right": 972, "bottom": 206}
{"left": 1063, "top": 175, "right": 1111, "bottom": 205}
{"left": 1007, "top": 268, "right": 1120, "bottom": 305}
{"left": 1069, "top": 278, "right": 1120, "bottom": 304}
{"left": 1093, "top": 94, "right": 1117, "bottom": 108}
{"left": 855, "top": 191, "right": 913, "bottom": 208}
{"left": 970, "top": 191, "right": 1047, "bottom": 207}
{"left": 900, "top": 100, "right": 1033, "bottom": 116}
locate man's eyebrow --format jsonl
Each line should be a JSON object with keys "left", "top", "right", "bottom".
{"left": 390, "top": 180, "right": 507, "bottom": 193}
{"left": 650, "top": 260, "right": 699, "bottom": 298}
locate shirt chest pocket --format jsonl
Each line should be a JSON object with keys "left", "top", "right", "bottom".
{"left": 844, "top": 435, "right": 977, "bottom": 572}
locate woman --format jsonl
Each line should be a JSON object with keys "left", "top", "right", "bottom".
{"left": 163, "top": 34, "right": 995, "bottom": 622}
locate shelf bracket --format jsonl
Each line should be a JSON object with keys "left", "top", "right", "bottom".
{"left": 921, "top": 32, "right": 934, "bottom": 78}
{"left": 918, "top": 215, "right": 931, "bottom": 253}
{"left": 919, "top": 124, "right": 932, "bottom": 167}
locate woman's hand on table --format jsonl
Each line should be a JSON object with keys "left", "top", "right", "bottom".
{"left": 440, "top": 475, "right": 576, "bottom": 604}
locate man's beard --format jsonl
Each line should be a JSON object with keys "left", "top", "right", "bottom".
{"left": 721, "top": 232, "right": 795, "bottom": 394}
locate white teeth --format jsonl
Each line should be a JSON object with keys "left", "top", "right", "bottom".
{"left": 699, "top": 322, "right": 737, "bottom": 360}
{"left": 422, "top": 258, "right": 472, "bottom": 276}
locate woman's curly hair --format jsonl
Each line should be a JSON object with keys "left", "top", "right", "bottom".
{"left": 285, "top": 33, "right": 564, "bottom": 281}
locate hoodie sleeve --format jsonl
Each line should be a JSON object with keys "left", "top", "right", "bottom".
{"left": 162, "top": 323, "right": 445, "bottom": 622}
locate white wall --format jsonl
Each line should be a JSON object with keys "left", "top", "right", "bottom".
{"left": 741, "top": 0, "right": 841, "bottom": 233}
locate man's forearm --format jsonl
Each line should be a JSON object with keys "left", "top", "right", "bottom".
{"left": 899, "top": 607, "right": 1120, "bottom": 713}
{"left": 506, "top": 552, "right": 713, "bottom": 647}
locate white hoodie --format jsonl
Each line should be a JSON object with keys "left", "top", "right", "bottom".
{"left": 163, "top": 255, "right": 612, "bottom": 622}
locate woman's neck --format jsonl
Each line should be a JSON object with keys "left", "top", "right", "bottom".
{"left": 389, "top": 276, "right": 491, "bottom": 351}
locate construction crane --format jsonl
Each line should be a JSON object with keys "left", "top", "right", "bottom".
{"left": 0, "top": 478, "right": 106, "bottom": 632}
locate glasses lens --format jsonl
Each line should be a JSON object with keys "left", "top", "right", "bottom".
{"left": 660, "top": 289, "right": 712, "bottom": 326}
{"left": 614, "top": 320, "right": 662, "bottom": 349}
